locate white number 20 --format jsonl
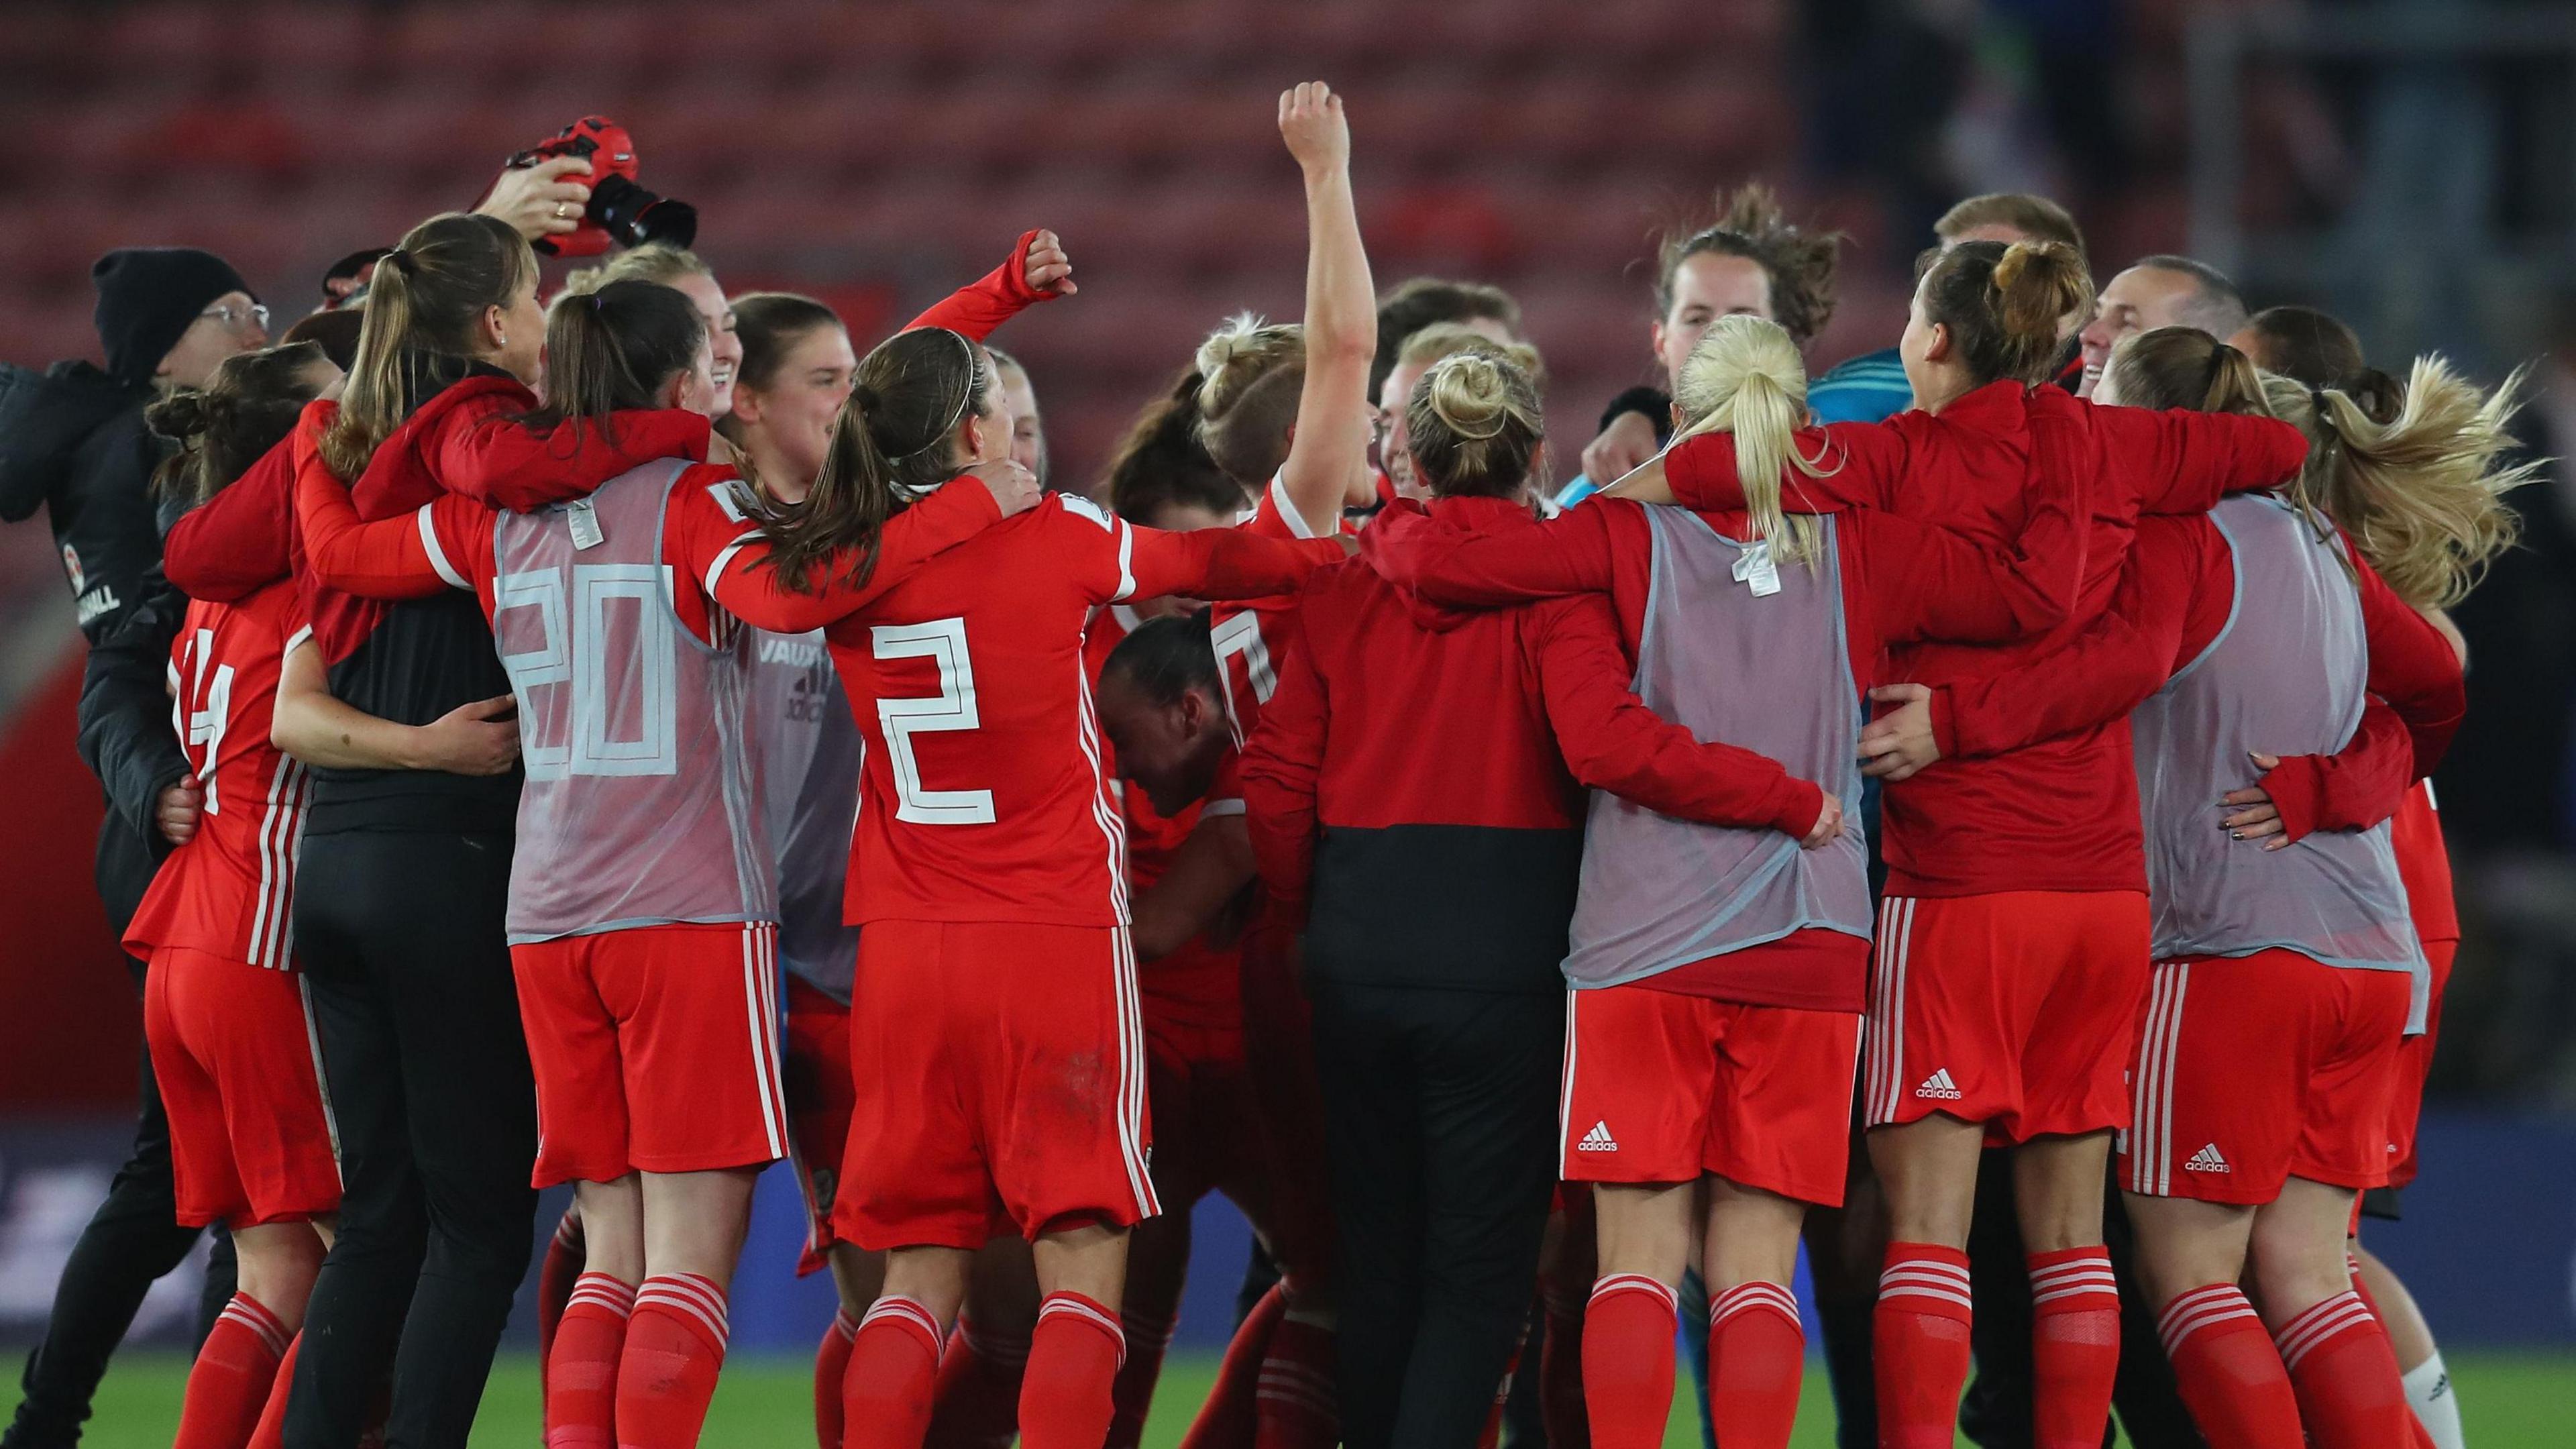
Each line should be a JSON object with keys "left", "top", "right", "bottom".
{"left": 872, "top": 616, "right": 996, "bottom": 826}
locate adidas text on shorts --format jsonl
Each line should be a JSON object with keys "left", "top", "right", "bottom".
{"left": 2121, "top": 949, "right": 2412, "bottom": 1204}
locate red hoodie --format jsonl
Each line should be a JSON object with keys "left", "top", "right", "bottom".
{"left": 1662, "top": 383, "right": 2310, "bottom": 897}
{"left": 1242, "top": 494, "right": 1825, "bottom": 997}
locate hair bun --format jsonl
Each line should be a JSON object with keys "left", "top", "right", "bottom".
{"left": 1424, "top": 354, "right": 1513, "bottom": 441}
{"left": 144, "top": 389, "right": 215, "bottom": 442}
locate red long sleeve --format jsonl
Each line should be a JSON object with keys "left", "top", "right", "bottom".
{"left": 2261, "top": 699, "right": 2415, "bottom": 840}
{"left": 1525, "top": 593, "right": 1821, "bottom": 836}
{"left": 437, "top": 405, "right": 714, "bottom": 511}
{"left": 295, "top": 445, "right": 477, "bottom": 600}
{"left": 1238, "top": 600, "right": 1326, "bottom": 908}
{"left": 902, "top": 231, "right": 1051, "bottom": 341}
{"left": 1664, "top": 420, "right": 1908, "bottom": 515}
{"left": 1128, "top": 525, "right": 1343, "bottom": 604}
{"left": 706, "top": 478, "right": 1004, "bottom": 635}
{"left": 165, "top": 436, "right": 297, "bottom": 601}
{"left": 1932, "top": 518, "right": 2211, "bottom": 759}
{"left": 2087, "top": 400, "right": 2310, "bottom": 516}
{"left": 1360, "top": 496, "right": 1622, "bottom": 606}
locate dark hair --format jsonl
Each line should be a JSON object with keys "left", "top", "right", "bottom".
{"left": 324, "top": 212, "right": 535, "bottom": 480}
{"left": 1933, "top": 193, "right": 2086, "bottom": 252}
{"left": 716, "top": 292, "right": 847, "bottom": 451}
{"left": 1654, "top": 183, "right": 1841, "bottom": 346}
{"left": 1407, "top": 343, "right": 1546, "bottom": 499}
{"left": 145, "top": 341, "right": 332, "bottom": 503}
{"left": 1102, "top": 610, "right": 1221, "bottom": 707}
{"left": 2128, "top": 254, "right": 2249, "bottom": 338}
{"left": 2102, "top": 327, "right": 2270, "bottom": 415}
{"left": 2239, "top": 305, "right": 2365, "bottom": 389}
{"left": 281, "top": 308, "right": 364, "bottom": 372}
{"left": 1106, "top": 367, "right": 1245, "bottom": 525}
{"left": 517, "top": 281, "right": 706, "bottom": 441}
{"left": 759, "top": 326, "right": 990, "bottom": 594}
{"left": 1918, "top": 240, "right": 2094, "bottom": 388}
{"left": 1371, "top": 277, "right": 1523, "bottom": 396}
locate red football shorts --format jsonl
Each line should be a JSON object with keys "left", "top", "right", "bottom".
{"left": 783, "top": 977, "right": 855, "bottom": 1276}
{"left": 2383, "top": 939, "right": 2454, "bottom": 1191}
{"left": 512, "top": 921, "right": 788, "bottom": 1188}
{"left": 1862, "top": 891, "right": 2150, "bottom": 1143}
{"left": 2121, "top": 949, "right": 2412, "bottom": 1204}
{"left": 144, "top": 947, "right": 339, "bottom": 1228}
{"left": 1559, "top": 984, "right": 1860, "bottom": 1206}
{"left": 835, "top": 920, "right": 1157, "bottom": 1252}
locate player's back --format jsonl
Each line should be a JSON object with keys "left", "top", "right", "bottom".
{"left": 826, "top": 493, "right": 1141, "bottom": 928}
{"left": 129, "top": 579, "right": 310, "bottom": 969}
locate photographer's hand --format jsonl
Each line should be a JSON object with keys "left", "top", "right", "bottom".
{"left": 478, "top": 155, "right": 594, "bottom": 243}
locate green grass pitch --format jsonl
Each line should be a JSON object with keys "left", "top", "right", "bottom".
{"left": 65, "top": 1349, "right": 2576, "bottom": 1446}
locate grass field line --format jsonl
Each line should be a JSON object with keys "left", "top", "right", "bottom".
{"left": 65, "top": 1350, "right": 2576, "bottom": 1447}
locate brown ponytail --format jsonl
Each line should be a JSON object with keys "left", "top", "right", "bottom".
{"left": 1919, "top": 239, "right": 2094, "bottom": 388}
{"left": 518, "top": 280, "right": 705, "bottom": 440}
{"left": 758, "top": 327, "right": 989, "bottom": 594}
{"left": 2101, "top": 327, "right": 2271, "bottom": 417}
{"left": 146, "top": 342, "right": 334, "bottom": 504}
{"left": 1106, "top": 366, "right": 1245, "bottom": 525}
{"left": 323, "top": 212, "right": 535, "bottom": 480}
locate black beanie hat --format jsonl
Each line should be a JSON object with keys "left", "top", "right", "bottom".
{"left": 91, "top": 248, "right": 254, "bottom": 388}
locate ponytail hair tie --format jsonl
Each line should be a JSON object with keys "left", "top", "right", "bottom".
{"left": 382, "top": 247, "right": 413, "bottom": 275}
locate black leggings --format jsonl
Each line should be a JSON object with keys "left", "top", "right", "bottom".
{"left": 286, "top": 830, "right": 537, "bottom": 1449}
{"left": 1311, "top": 979, "right": 1564, "bottom": 1449}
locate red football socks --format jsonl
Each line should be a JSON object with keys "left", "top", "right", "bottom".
{"left": 547, "top": 1273, "right": 634, "bottom": 1449}
{"left": 2027, "top": 1247, "right": 2121, "bottom": 1449}
{"left": 616, "top": 1274, "right": 729, "bottom": 1449}
{"left": 925, "top": 1311, "right": 1028, "bottom": 1449}
{"left": 1175, "top": 1282, "right": 1281, "bottom": 1449}
{"left": 1020, "top": 1292, "right": 1125, "bottom": 1449}
{"left": 537, "top": 1210, "right": 588, "bottom": 1403}
{"left": 1874, "top": 1243, "right": 1975, "bottom": 1449}
{"left": 814, "top": 1307, "right": 860, "bottom": 1449}
{"left": 174, "top": 1293, "right": 290, "bottom": 1449}
{"left": 2274, "top": 1289, "right": 2412, "bottom": 1449}
{"left": 1709, "top": 1281, "right": 1805, "bottom": 1449}
{"left": 1538, "top": 1278, "right": 1590, "bottom": 1448}
{"left": 244, "top": 1332, "right": 297, "bottom": 1449}
{"left": 1582, "top": 1273, "right": 1678, "bottom": 1449}
{"left": 2157, "top": 1284, "right": 2302, "bottom": 1449}
{"left": 847, "top": 1296, "right": 944, "bottom": 1449}
{"left": 1105, "top": 1301, "right": 1176, "bottom": 1449}
{"left": 1253, "top": 1309, "right": 1337, "bottom": 1449}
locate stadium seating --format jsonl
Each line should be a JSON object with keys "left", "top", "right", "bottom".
{"left": 0, "top": 0, "right": 1879, "bottom": 487}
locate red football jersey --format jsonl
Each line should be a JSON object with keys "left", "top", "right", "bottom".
{"left": 822, "top": 492, "right": 1333, "bottom": 928}
{"left": 2391, "top": 780, "right": 2459, "bottom": 946}
{"left": 1209, "top": 475, "right": 1347, "bottom": 746}
{"left": 125, "top": 580, "right": 313, "bottom": 970}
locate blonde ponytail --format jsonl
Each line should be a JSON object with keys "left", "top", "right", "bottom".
{"left": 2263, "top": 358, "right": 2536, "bottom": 609}
{"left": 1671, "top": 315, "right": 1834, "bottom": 566}
{"left": 1193, "top": 313, "right": 1307, "bottom": 485}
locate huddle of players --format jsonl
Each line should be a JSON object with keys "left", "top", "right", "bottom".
{"left": 118, "top": 77, "right": 2521, "bottom": 1449}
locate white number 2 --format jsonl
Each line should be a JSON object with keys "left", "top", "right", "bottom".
{"left": 872, "top": 616, "right": 996, "bottom": 826}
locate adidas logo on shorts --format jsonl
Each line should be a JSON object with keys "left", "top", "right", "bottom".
{"left": 2184, "top": 1142, "right": 2231, "bottom": 1174}
{"left": 1576, "top": 1120, "right": 1618, "bottom": 1152}
{"left": 1914, "top": 1069, "right": 1962, "bottom": 1100}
